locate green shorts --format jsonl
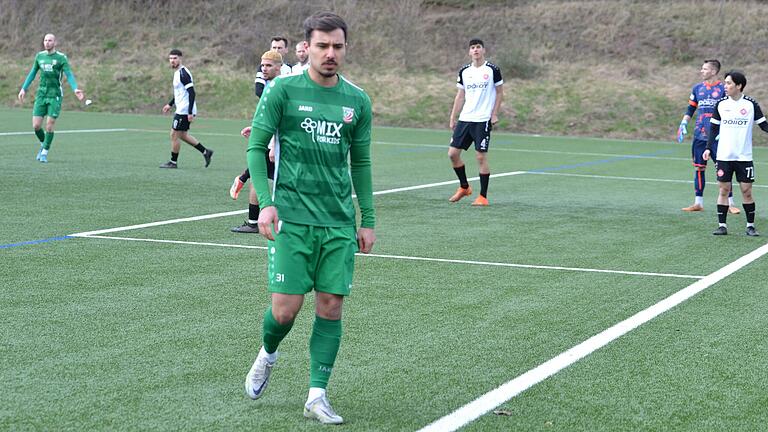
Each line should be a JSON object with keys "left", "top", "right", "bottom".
{"left": 267, "top": 221, "right": 358, "bottom": 296}
{"left": 33, "top": 96, "right": 62, "bottom": 118}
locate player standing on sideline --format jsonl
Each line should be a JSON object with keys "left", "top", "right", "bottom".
{"left": 243, "top": 12, "right": 375, "bottom": 425}
{"left": 18, "top": 33, "right": 85, "bottom": 163}
{"left": 293, "top": 41, "right": 310, "bottom": 72}
{"left": 677, "top": 59, "right": 739, "bottom": 214}
{"left": 230, "top": 50, "right": 282, "bottom": 233}
{"left": 160, "top": 49, "right": 213, "bottom": 169}
{"left": 447, "top": 38, "right": 503, "bottom": 206}
{"left": 704, "top": 70, "right": 768, "bottom": 236}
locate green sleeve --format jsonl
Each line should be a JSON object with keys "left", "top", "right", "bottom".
{"left": 62, "top": 57, "right": 78, "bottom": 91}
{"left": 247, "top": 79, "right": 284, "bottom": 209}
{"left": 247, "top": 127, "right": 275, "bottom": 209}
{"left": 350, "top": 96, "right": 375, "bottom": 228}
{"left": 21, "top": 58, "right": 39, "bottom": 90}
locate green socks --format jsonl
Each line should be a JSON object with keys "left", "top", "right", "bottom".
{"left": 35, "top": 129, "right": 45, "bottom": 143}
{"left": 309, "top": 315, "right": 342, "bottom": 389}
{"left": 43, "top": 131, "right": 54, "bottom": 150}
{"left": 262, "top": 306, "right": 294, "bottom": 354}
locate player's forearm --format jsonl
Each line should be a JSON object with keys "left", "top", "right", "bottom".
{"left": 706, "top": 123, "right": 720, "bottom": 150}
{"left": 350, "top": 141, "right": 375, "bottom": 228}
{"left": 685, "top": 105, "right": 696, "bottom": 118}
{"left": 63, "top": 68, "right": 78, "bottom": 92}
{"left": 168, "top": 96, "right": 175, "bottom": 106}
{"left": 759, "top": 121, "right": 768, "bottom": 134}
{"left": 450, "top": 96, "right": 463, "bottom": 122}
{"left": 247, "top": 127, "right": 274, "bottom": 208}
{"left": 21, "top": 66, "right": 38, "bottom": 90}
{"left": 492, "top": 88, "right": 503, "bottom": 118}
{"left": 186, "top": 87, "right": 196, "bottom": 114}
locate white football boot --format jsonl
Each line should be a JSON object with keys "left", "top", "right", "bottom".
{"left": 304, "top": 394, "right": 344, "bottom": 424}
{"left": 244, "top": 347, "right": 276, "bottom": 399}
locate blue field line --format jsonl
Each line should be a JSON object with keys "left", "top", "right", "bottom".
{"left": 0, "top": 236, "right": 74, "bottom": 249}
{"left": 527, "top": 149, "right": 675, "bottom": 173}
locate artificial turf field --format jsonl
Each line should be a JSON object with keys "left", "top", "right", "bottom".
{"left": 2, "top": 107, "right": 768, "bottom": 431}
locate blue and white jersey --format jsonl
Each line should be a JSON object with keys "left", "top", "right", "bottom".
{"left": 173, "top": 66, "right": 196, "bottom": 115}
{"left": 687, "top": 80, "right": 724, "bottom": 141}
{"left": 456, "top": 61, "right": 503, "bottom": 122}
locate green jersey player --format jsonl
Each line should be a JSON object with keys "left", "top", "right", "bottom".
{"left": 18, "top": 33, "right": 85, "bottom": 163}
{"left": 243, "top": 12, "right": 375, "bottom": 425}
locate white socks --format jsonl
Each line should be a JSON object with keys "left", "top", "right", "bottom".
{"left": 307, "top": 387, "right": 325, "bottom": 403}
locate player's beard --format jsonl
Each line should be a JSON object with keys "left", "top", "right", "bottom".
{"left": 319, "top": 61, "right": 338, "bottom": 77}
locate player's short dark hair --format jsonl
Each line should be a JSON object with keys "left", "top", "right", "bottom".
{"left": 704, "top": 59, "right": 721, "bottom": 73}
{"left": 725, "top": 70, "right": 747, "bottom": 90}
{"left": 303, "top": 11, "right": 347, "bottom": 43}
{"left": 469, "top": 38, "right": 484, "bottom": 47}
{"left": 271, "top": 37, "right": 288, "bottom": 46}
{"left": 169, "top": 49, "right": 183, "bottom": 57}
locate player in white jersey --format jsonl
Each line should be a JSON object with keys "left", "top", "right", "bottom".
{"left": 270, "top": 37, "right": 294, "bottom": 75}
{"left": 160, "top": 49, "right": 213, "bottom": 169}
{"left": 703, "top": 71, "right": 768, "bottom": 236}
{"left": 293, "top": 41, "right": 309, "bottom": 72}
{"left": 254, "top": 37, "right": 295, "bottom": 94}
{"left": 447, "top": 38, "right": 504, "bottom": 206}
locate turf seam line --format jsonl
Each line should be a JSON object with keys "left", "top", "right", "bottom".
{"left": 416, "top": 241, "right": 768, "bottom": 432}
{"left": 526, "top": 171, "right": 768, "bottom": 189}
{"left": 0, "top": 128, "right": 127, "bottom": 136}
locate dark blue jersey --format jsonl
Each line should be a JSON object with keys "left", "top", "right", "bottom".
{"left": 686, "top": 80, "right": 724, "bottom": 141}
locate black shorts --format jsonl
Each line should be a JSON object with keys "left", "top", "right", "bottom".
{"left": 172, "top": 114, "right": 192, "bottom": 131}
{"left": 716, "top": 160, "right": 755, "bottom": 183}
{"left": 450, "top": 120, "right": 492, "bottom": 152}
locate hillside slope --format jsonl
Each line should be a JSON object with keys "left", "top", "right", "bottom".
{"left": 2, "top": 0, "right": 766, "bottom": 143}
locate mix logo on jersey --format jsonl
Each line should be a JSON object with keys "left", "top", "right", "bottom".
{"left": 301, "top": 117, "right": 343, "bottom": 144}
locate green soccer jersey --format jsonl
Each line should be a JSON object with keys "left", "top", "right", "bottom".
{"left": 21, "top": 51, "right": 78, "bottom": 98}
{"left": 247, "top": 70, "right": 374, "bottom": 228}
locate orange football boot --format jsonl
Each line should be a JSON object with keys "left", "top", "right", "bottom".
{"left": 448, "top": 186, "right": 472, "bottom": 202}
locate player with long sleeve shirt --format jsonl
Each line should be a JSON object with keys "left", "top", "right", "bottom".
{"left": 677, "top": 60, "right": 738, "bottom": 213}
{"left": 243, "top": 12, "right": 375, "bottom": 425}
{"left": 159, "top": 49, "right": 213, "bottom": 169}
{"left": 18, "top": 33, "right": 85, "bottom": 163}
{"left": 703, "top": 71, "right": 768, "bottom": 236}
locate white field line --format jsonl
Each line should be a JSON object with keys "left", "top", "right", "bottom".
{"left": 70, "top": 209, "right": 248, "bottom": 236}
{"left": 0, "top": 128, "right": 128, "bottom": 136}
{"left": 373, "top": 140, "right": 693, "bottom": 162}
{"left": 374, "top": 141, "right": 768, "bottom": 166}
{"left": 69, "top": 171, "right": 526, "bottom": 236}
{"left": 75, "top": 235, "right": 704, "bottom": 280}
{"left": 417, "top": 241, "right": 768, "bottom": 432}
{"left": 527, "top": 171, "right": 768, "bottom": 188}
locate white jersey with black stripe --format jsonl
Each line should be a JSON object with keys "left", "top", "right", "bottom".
{"left": 710, "top": 95, "right": 766, "bottom": 161}
{"left": 456, "top": 61, "right": 503, "bottom": 122}
{"left": 173, "top": 66, "right": 196, "bottom": 115}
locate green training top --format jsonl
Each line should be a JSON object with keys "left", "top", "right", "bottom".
{"left": 247, "top": 70, "right": 375, "bottom": 228}
{"left": 21, "top": 51, "right": 78, "bottom": 98}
